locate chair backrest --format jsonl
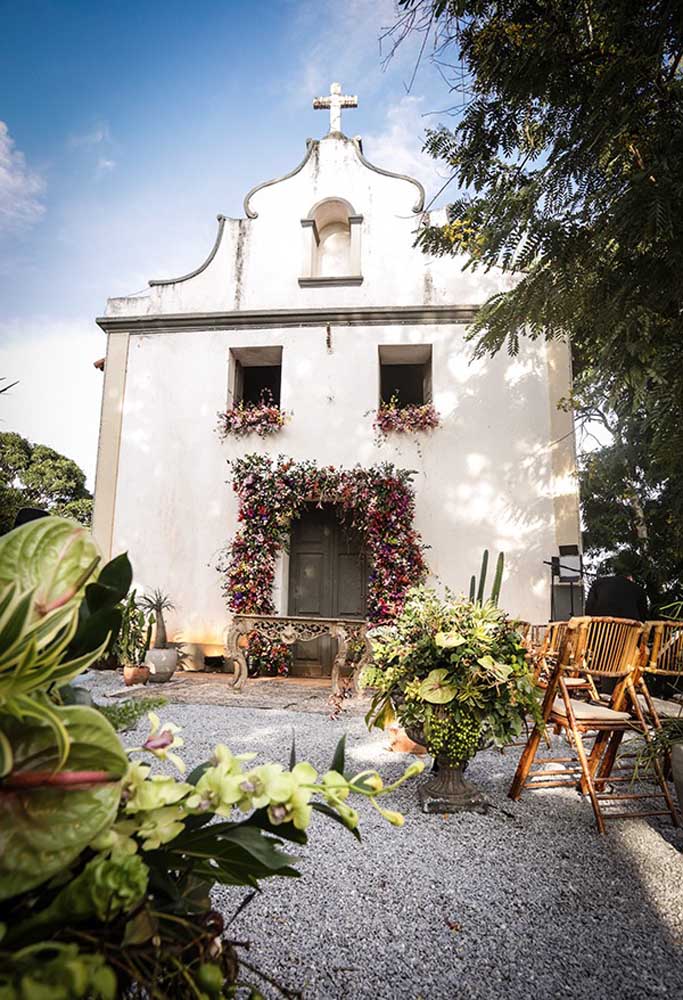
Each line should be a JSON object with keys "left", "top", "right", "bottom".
{"left": 561, "top": 616, "right": 643, "bottom": 677}
{"left": 544, "top": 621, "right": 568, "bottom": 658}
{"left": 641, "top": 621, "right": 683, "bottom": 676}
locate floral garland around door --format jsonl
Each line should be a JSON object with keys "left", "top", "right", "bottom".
{"left": 220, "top": 453, "right": 427, "bottom": 625}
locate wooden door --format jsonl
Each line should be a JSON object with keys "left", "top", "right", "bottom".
{"left": 288, "top": 504, "right": 367, "bottom": 676}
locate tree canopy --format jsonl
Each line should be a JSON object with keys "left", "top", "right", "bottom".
{"left": 0, "top": 431, "right": 92, "bottom": 533}
{"left": 391, "top": 0, "right": 683, "bottom": 601}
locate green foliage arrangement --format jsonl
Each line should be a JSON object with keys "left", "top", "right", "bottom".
{"left": 363, "top": 587, "right": 542, "bottom": 763}
{"left": 98, "top": 696, "right": 168, "bottom": 732}
{"left": 0, "top": 431, "right": 93, "bottom": 533}
{"left": 0, "top": 517, "right": 421, "bottom": 998}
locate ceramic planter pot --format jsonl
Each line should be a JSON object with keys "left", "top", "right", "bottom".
{"left": 671, "top": 742, "right": 683, "bottom": 813}
{"left": 145, "top": 648, "right": 178, "bottom": 683}
{"left": 123, "top": 664, "right": 150, "bottom": 687}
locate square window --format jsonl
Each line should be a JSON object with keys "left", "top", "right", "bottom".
{"left": 230, "top": 346, "right": 283, "bottom": 407}
{"left": 378, "top": 345, "right": 432, "bottom": 408}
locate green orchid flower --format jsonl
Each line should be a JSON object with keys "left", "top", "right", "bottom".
{"left": 136, "top": 805, "right": 187, "bottom": 850}
{"left": 139, "top": 712, "right": 186, "bottom": 773}
{"left": 123, "top": 763, "right": 193, "bottom": 812}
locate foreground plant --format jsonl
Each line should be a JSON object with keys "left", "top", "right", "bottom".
{"left": 0, "top": 516, "right": 418, "bottom": 998}
{"left": 362, "top": 587, "right": 541, "bottom": 811}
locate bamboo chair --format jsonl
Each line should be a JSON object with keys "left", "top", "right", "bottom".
{"left": 509, "top": 616, "right": 679, "bottom": 834}
{"left": 636, "top": 621, "right": 683, "bottom": 727}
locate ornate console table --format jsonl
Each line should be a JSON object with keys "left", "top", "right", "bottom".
{"left": 224, "top": 614, "right": 372, "bottom": 692}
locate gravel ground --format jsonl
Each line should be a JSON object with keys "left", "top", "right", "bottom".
{"left": 81, "top": 672, "right": 683, "bottom": 1000}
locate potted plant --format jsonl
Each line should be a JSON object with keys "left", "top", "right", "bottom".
{"left": 364, "top": 587, "right": 542, "bottom": 813}
{"left": 140, "top": 589, "right": 178, "bottom": 683}
{"left": 114, "top": 591, "right": 153, "bottom": 686}
{"left": 634, "top": 717, "right": 683, "bottom": 811}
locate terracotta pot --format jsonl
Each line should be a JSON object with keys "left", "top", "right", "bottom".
{"left": 123, "top": 664, "right": 150, "bottom": 686}
{"left": 386, "top": 723, "right": 427, "bottom": 755}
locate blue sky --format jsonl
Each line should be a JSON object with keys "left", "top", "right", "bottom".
{"left": 0, "top": 0, "right": 452, "bottom": 486}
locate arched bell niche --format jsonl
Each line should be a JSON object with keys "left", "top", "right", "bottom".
{"left": 299, "top": 197, "right": 363, "bottom": 286}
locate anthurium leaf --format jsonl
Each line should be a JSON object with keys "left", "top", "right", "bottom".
{"left": 418, "top": 668, "right": 458, "bottom": 704}
{"left": 68, "top": 606, "right": 121, "bottom": 657}
{"left": 0, "top": 706, "right": 126, "bottom": 900}
{"left": 435, "top": 631, "right": 467, "bottom": 649}
{"left": 373, "top": 697, "right": 396, "bottom": 731}
{"left": 87, "top": 554, "right": 132, "bottom": 610}
{"left": 0, "top": 517, "right": 101, "bottom": 619}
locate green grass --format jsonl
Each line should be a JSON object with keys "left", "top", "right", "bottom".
{"left": 98, "top": 696, "right": 168, "bottom": 732}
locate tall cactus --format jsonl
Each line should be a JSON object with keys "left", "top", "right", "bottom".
{"left": 475, "top": 550, "right": 489, "bottom": 605}
{"left": 469, "top": 550, "right": 505, "bottom": 607}
{"left": 490, "top": 552, "right": 505, "bottom": 607}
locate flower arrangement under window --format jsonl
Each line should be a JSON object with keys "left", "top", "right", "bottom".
{"left": 219, "top": 454, "right": 427, "bottom": 624}
{"left": 373, "top": 395, "right": 440, "bottom": 441}
{"left": 217, "top": 389, "right": 288, "bottom": 439}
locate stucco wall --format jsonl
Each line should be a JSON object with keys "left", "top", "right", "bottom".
{"left": 95, "top": 130, "right": 580, "bottom": 646}
{"left": 107, "top": 322, "right": 572, "bottom": 645}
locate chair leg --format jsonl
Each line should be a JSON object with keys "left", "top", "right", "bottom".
{"left": 593, "top": 730, "right": 624, "bottom": 789}
{"left": 628, "top": 679, "right": 680, "bottom": 827}
{"left": 563, "top": 701, "right": 607, "bottom": 834}
{"left": 509, "top": 724, "right": 544, "bottom": 800}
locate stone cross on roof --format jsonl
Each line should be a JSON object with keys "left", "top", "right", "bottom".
{"left": 313, "top": 82, "right": 358, "bottom": 134}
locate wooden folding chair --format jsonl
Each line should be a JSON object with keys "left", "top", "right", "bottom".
{"left": 636, "top": 620, "right": 683, "bottom": 727}
{"left": 509, "top": 616, "right": 680, "bottom": 834}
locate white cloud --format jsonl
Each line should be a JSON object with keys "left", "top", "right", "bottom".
{"left": 0, "top": 121, "right": 46, "bottom": 232}
{"left": 363, "top": 95, "right": 451, "bottom": 206}
{"left": 97, "top": 157, "right": 116, "bottom": 173}
{"left": 68, "top": 122, "right": 111, "bottom": 148}
{"left": 0, "top": 318, "right": 105, "bottom": 488}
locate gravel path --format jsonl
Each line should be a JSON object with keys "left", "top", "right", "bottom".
{"left": 81, "top": 672, "right": 683, "bottom": 1000}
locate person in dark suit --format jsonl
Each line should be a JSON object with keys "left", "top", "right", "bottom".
{"left": 585, "top": 550, "right": 648, "bottom": 621}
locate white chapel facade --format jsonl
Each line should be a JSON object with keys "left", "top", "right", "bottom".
{"left": 93, "top": 84, "right": 580, "bottom": 658}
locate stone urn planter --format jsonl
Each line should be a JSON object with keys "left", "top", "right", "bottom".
{"left": 672, "top": 742, "right": 683, "bottom": 814}
{"left": 139, "top": 590, "right": 178, "bottom": 684}
{"left": 145, "top": 648, "right": 178, "bottom": 684}
{"left": 405, "top": 724, "right": 489, "bottom": 814}
{"left": 123, "top": 663, "right": 150, "bottom": 686}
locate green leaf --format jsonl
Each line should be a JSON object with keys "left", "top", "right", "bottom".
{"left": 435, "top": 631, "right": 467, "bottom": 649}
{"left": 311, "top": 802, "right": 361, "bottom": 842}
{"left": 289, "top": 730, "right": 297, "bottom": 770}
{"left": 89, "top": 553, "right": 132, "bottom": 608}
{"left": 0, "top": 706, "right": 127, "bottom": 900}
{"left": 418, "top": 668, "right": 458, "bottom": 704}
{"left": 331, "top": 734, "right": 346, "bottom": 775}
{"left": 0, "top": 517, "right": 100, "bottom": 618}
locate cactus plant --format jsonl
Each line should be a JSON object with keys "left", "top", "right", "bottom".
{"left": 139, "top": 589, "right": 175, "bottom": 649}
{"left": 469, "top": 550, "right": 505, "bottom": 607}
{"left": 114, "top": 591, "right": 154, "bottom": 666}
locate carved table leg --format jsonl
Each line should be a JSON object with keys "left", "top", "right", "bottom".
{"left": 330, "top": 625, "right": 349, "bottom": 694}
{"left": 226, "top": 624, "right": 248, "bottom": 691}
{"left": 353, "top": 630, "right": 373, "bottom": 693}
